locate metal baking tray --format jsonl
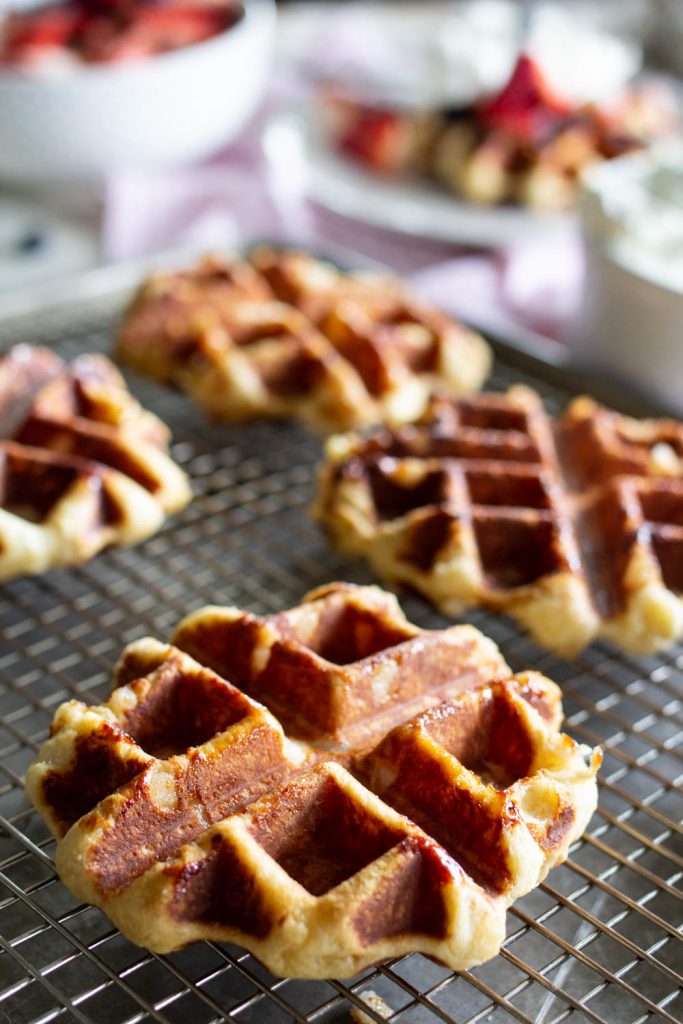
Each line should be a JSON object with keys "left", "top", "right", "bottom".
{"left": 0, "top": 260, "right": 681, "bottom": 1024}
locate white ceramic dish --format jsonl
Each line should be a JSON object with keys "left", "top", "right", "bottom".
{"left": 0, "top": 0, "right": 276, "bottom": 182}
{"left": 263, "top": 108, "right": 570, "bottom": 248}
{"left": 575, "top": 146, "right": 683, "bottom": 416}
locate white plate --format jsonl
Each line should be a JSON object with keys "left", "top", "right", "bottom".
{"left": 263, "top": 108, "right": 571, "bottom": 248}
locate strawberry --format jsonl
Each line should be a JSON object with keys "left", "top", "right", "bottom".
{"left": 1, "top": 0, "right": 237, "bottom": 67}
{"left": 338, "top": 109, "right": 410, "bottom": 175}
{"left": 145, "top": 6, "right": 228, "bottom": 43}
{"left": 2, "top": 8, "right": 81, "bottom": 58}
{"left": 74, "top": 0, "right": 132, "bottom": 13}
{"left": 480, "top": 54, "right": 574, "bottom": 143}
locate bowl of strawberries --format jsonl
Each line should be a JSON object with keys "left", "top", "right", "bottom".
{"left": 0, "top": 0, "right": 275, "bottom": 180}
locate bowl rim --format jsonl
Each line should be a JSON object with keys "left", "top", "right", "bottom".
{"left": 0, "top": 0, "right": 275, "bottom": 84}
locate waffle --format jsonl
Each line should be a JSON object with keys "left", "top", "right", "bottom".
{"left": 323, "top": 61, "right": 677, "bottom": 211}
{"left": 26, "top": 583, "right": 600, "bottom": 978}
{"left": 0, "top": 345, "right": 191, "bottom": 580}
{"left": 314, "top": 388, "right": 683, "bottom": 656}
{"left": 116, "top": 249, "right": 491, "bottom": 432}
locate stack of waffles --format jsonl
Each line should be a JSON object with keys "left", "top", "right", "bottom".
{"left": 26, "top": 583, "right": 600, "bottom": 978}
{"left": 0, "top": 345, "right": 190, "bottom": 580}
{"left": 117, "top": 247, "right": 491, "bottom": 432}
{"left": 315, "top": 387, "right": 683, "bottom": 656}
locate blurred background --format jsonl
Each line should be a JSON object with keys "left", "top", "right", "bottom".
{"left": 2, "top": 0, "right": 683, "bottom": 408}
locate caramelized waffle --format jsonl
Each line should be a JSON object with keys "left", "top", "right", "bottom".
{"left": 323, "top": 60, "right": 677, "bottom": 211}
{"left": 27, "top": 584, "right": 600, "bottom": 978}
{"left": 0, "top": 345, "right": 191, "bottom": 580}
{"left": 116, "top": 249, "right": 491, "bottom": 432}
{"left": 314, "top": 388, "right": 683, "bottom": 656}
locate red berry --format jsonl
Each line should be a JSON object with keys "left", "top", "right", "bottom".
{"left": 2, "top": 8, "right": 81, "bottom": 55}
{"left": 339, "top": 109, "right": 409, "bottom": 174}
{"left": 480, "top": 54, "right": 574, "bottom": 142}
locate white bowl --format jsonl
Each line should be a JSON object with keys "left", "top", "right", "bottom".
{"left": 575, "top": 146, "right": 683, "bottom": 415}
{"left": 0, "top": 0, "right": 276, "bottom": 182}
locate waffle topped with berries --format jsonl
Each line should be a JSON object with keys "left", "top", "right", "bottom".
{"left": 314, "top": 388, "right": 683, "bottom": 656}
{"left": 323, "top": 55, "right": 677, "bottom": 212}
{"left": 26, "top": 584, "right": 600, "bottom": 978}
{"left": 0, "top": 345, "right": 191, "bottom": 580}
{"left": 116, "top": 248, "right": 491, "bottom": 432}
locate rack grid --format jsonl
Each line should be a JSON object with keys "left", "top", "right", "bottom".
{"left": 0, "top": 287, "right": 681, "bottom": 1024}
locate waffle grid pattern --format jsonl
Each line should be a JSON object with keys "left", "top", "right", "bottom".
{"left": 116, "top": 250, "right": 491, "bottom": 433}
{"left": 0, "top": 295, "right": 681, "bottom": 1024}
{"left": 314, "top": 388, "right": 683, "bottom": 657}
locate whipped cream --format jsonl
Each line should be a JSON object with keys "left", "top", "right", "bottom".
{"left": 585, "top": 141, "right": 683, "bottom": 294}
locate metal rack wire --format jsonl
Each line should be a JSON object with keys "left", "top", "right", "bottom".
{"left": 0, "top": 291, "right": 681, "bottom": 1024}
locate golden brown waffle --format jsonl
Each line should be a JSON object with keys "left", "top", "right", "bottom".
{"left": 0, "top": 345, "right": 191, "bottom": 580}
{"left": 26, "top": 584, "right": 600, "bottom": 978}
{"left": 324, "top": 79, "right": 677, "bottom": 212}
{"left": 117, "top": 249, "right": 491, "bottom": 432}
{"left": 314, "top": 388, "right": 683, "bottom": 656}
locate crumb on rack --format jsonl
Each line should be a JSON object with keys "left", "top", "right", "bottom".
{"left": 350, "top": 989, "right": 393, "bottom": 1022}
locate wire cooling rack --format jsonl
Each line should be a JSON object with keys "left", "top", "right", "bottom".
{"left": 0, "top": 283, "right": 681, "bottom": 1024}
